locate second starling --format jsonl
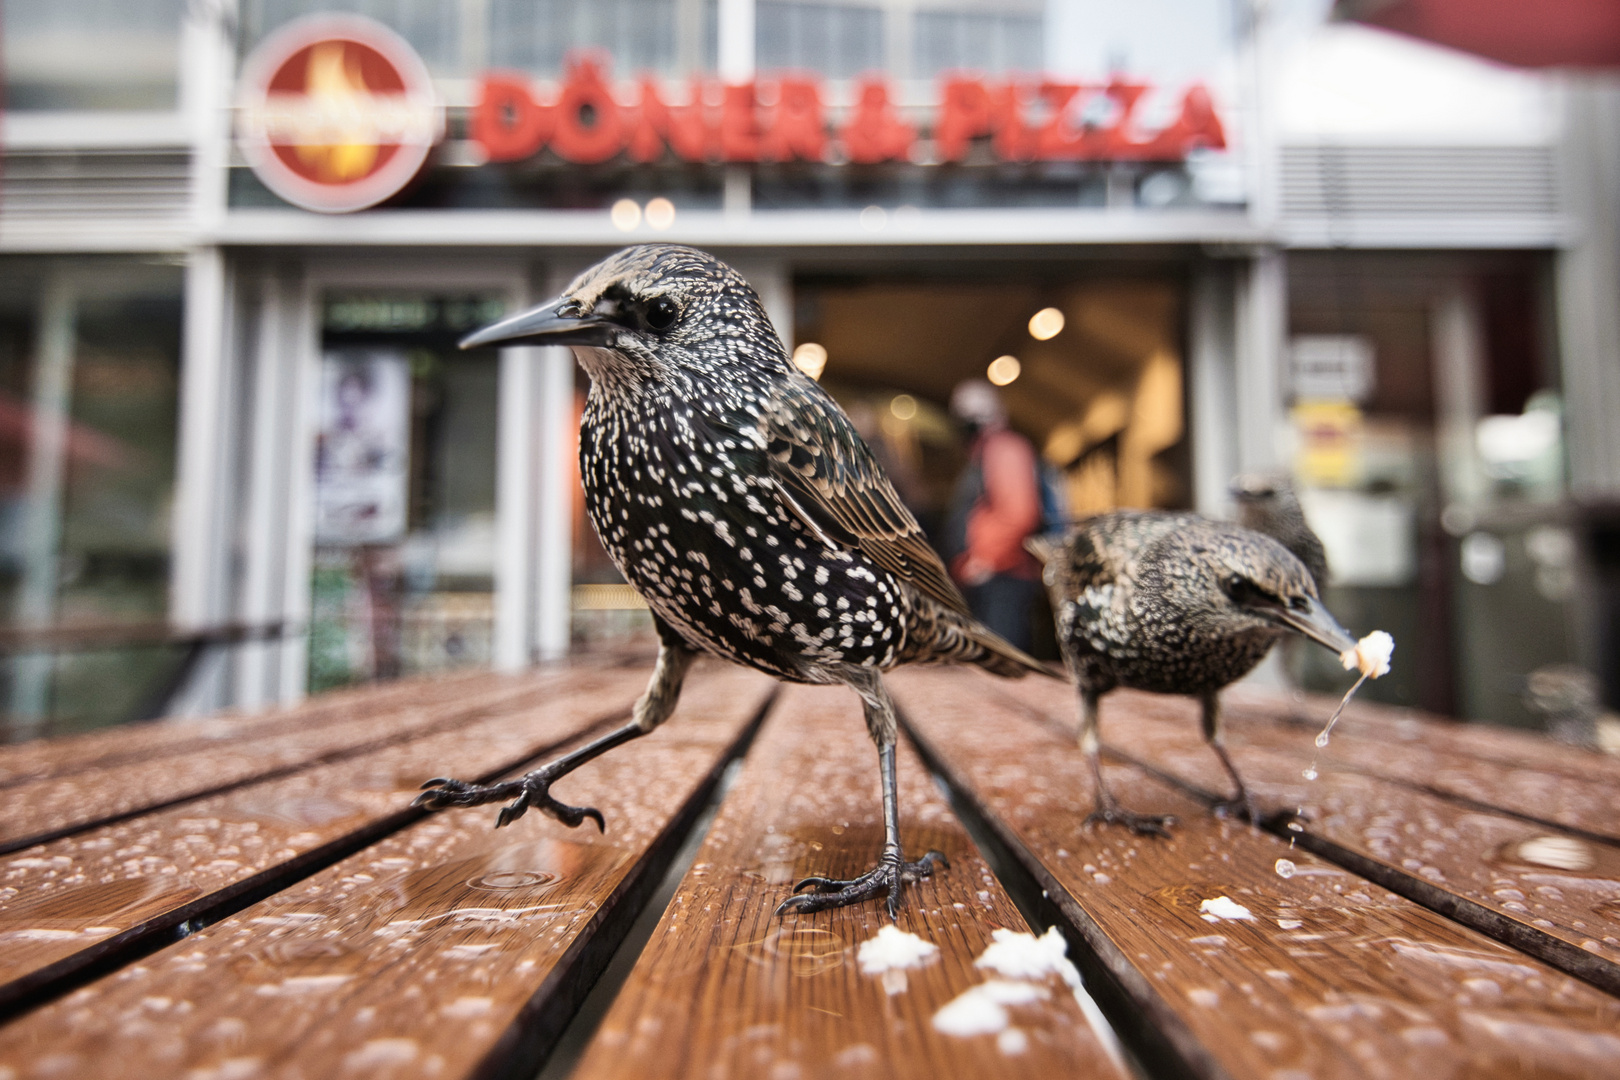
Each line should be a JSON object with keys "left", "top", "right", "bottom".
{"left": 1029, "top": 511, "right": 1357, "bottom": 833}
{"left": 411, "top": 244, "right": 1054, "bottom": 918}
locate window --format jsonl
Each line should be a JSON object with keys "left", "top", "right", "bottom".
{"left": 3, "top": 0, "right": 182, "bottom": 110}
{"left": 490, "top": 0, "right": 680, "bottom": 78}
{"left": 912, "top": 9, "right": 1042, "bottom": 79}
{"left": 757, "top": 2, "right": 884, "bottom": 79}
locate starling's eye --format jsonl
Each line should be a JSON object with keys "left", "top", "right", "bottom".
{"left": 1290, "top": 595, "right": 1311, "bottom": 612}
{"left": 644, "top": 296, "right": 679, "bottom": 331}
{"left": 1222, "top": 575, "right": 1279, "bottom": 610}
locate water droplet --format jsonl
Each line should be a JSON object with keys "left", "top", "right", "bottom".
{"left": 1301, "top": 766, "right": 1318, "bottom": 781}
{"left": 1314, "top": 733, "right": 1330, "bottom": 749}
{"left": 1275, "top": 859, "right": 1297, "bottom": 879}
{"left": 1286, "top": 820, "right": 1304, "bottom": 833}
{"left": 1514, "top": 835, "right": 1595, "bottom": 872}
{"left": 467, "top": 870, "right": 556, "bottom": 891}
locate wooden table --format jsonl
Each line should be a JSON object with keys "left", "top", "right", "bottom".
{"left": 1, "top": 650, "right": 1617, "bottom": 1079}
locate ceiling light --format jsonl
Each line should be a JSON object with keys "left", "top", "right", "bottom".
{"left": 792, "top": 342, "right": 828, "bottom": 379}
{"left": 1028, "top": 307, "right": 1065, "bottom": 341}
{"left": 610, "top": 198, "right": 641, "bottom": 231}
{"left": 987, "top": 355, "right": 1021, "bottom": 386}
{"left": 645, "top": 197, "right": 675, "bottom": 230}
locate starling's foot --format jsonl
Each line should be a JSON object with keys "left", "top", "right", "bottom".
{"left": 1211, "top": 792, "right": 1261, "bottom": 826}
{"left": 1086, "top": 805, "right": 1177, "bottom": 838}
{"left": 775, "top": 846, "right": 948, "bottom": 920}
{"left": 412, "top": 766, "right": 606, "bottom": 831}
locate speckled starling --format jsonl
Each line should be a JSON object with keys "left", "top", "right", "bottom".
{"left": 413, "top": 244, "right": 1053, "bottom": 918}
{"left": 1230, "top": 473, "right": 1329, "bottom": 592}
{"left": 1029, "top": 511, "right": 1356, "bottom": 834}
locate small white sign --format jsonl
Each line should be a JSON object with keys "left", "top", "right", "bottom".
{"left": 315, "top": 349, "right": 410, "bottom": 545}
{"left": 1298, "top": 488, "right": 1415, "bottom": 587}
{"left": 1290, "top": 335, "right": 1375, "bottom": 403}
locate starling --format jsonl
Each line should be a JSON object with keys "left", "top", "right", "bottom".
{"left": 413, "top": 244, "right": 1053, "bottom": 918}
{"left": 1229, "top": 473, "right": 1329, "bottom": 591}
{"left": 1028, "top": 511, "right": 1356, "bottom": 833}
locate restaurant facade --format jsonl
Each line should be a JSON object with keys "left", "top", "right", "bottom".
{"left": 3, "top": 0, "right": 1615, "bottom": 737}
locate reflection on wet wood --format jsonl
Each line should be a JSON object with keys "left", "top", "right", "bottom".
{"left": 0, "top": 671, "right": 597, "bottom": 854}
{"left": 572, "top": 683, "right": 1128, "bottom": 1080}
{"left": 1223, "top": 685, "right": 1620, "bottom": 787}
{"left": 1221, "top": 686, "right": 1620, "bottom": 830}
{"left": 892, "top": 667, "right": 1620, "bottom": 1080}
{"left": 0, "top": 666, "right": 652, "bottom": 1009}
{"left": 1040, "top": 683, "right": 1620, "bottom": 992}
{"left": 0, "top": 664, "right": 774, "bottom": 1080}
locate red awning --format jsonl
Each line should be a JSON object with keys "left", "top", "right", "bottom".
{"left": 1337, "top": 0, "right": 1620, "bottom": 68}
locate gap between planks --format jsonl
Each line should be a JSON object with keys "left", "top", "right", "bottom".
{"left": 0, "top": 669, "right": 777, "bottom": 1080}
{"left": 0, "top": 676, "right": 645, "bottom": 1019}
{"left": 892, "top": 666, "right": 1620, "bottom": 1080}
{"left": 0, "top": 673, "right": 599, "bottom": 856}
{"left": 994, "top": 675, "right": 1620, "bottom": 996}
{"left": 568, "top": 683, "right": 1130, "bottom": 1080}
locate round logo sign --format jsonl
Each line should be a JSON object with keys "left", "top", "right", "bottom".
{"left": 236, "top": 15, "right": 444, "bottom": 213}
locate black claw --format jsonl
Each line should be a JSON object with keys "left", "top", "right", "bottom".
{"left": 776, "top": 847, "right": 947, "bottom": 918}
{"left": 1212, "top": 796, "right": 1261, "bottom": 826}
{"left": 406, "top": 770, "right": 609, "bottom": 833}
{"left": 1087, "top": 807, "right": 1177, "bottom": 838}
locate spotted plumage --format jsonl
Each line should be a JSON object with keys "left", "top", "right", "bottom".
{"left": 1030, "top": 510, "right": 1356, "bottom": 833}
{"left": 414, "top": 244, "right": 1051, "bottom": 918}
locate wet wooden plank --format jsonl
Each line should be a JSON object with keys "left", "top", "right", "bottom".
{"left": 0, "top": 668, "right": 494, "bottom": 789}
{"left": 0, "top": 664, "right": 774, "bottom": 1080}
{"left": 891, "top": 667, "right": 1620, "bottom": 1080}
{"left": 0, "top": 671, "right": 596, "bottom": 854}
{"left": 571, "top": 683, "right": 1127, "bottom": 1080}
{"left": 1004, "top": 680, "right": 1620, "bottom": 994}
{"left": 0, "top": 665, "right": 653, "bottom": 1010}
{"left": 1224, "top": 685, "right": 1620, "bottom": 795}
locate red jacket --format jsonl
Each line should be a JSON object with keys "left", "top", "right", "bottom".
{"left": 952, "top": 428, "right": 1041, "bottom": 584}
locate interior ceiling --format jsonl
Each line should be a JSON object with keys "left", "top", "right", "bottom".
{"left": 802, "top": 278, "right": 1182, "bottom": 447}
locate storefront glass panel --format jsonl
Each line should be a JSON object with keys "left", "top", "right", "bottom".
{"left": 0, "top": 257, "right": 184, "bottom": 739}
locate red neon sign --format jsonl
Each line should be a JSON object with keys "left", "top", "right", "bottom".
{"left": 237, "top": 15, "right": 443, "bottom": 213}
{"left": 472, "top": 57, "right": 1226, "bottom": 167}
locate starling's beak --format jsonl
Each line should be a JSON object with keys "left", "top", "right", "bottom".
{"left": 459, "top": 297, "right": 615, "bottom": 350}
{"left": 1275, "top": 597, "right": 1357, "bottom": 654}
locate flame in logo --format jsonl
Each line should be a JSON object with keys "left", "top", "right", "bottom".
{"left": 296, "top": 42, "right": 380, "bottom": 182}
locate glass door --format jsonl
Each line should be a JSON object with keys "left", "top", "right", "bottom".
{"left": 307, "top": 291, "right": 506, "bottom": 692}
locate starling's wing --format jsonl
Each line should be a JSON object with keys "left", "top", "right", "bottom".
{"left": 754, "top": 376, "right": 972, "bottom": 617}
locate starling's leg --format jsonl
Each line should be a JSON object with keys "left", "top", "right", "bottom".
{"left": 776, "top": 672, "right": 946, "bottom": 920}
{"left": 1081, "top": 687, "right": 1177, "bottom": 837}
{"left": 414, "top": 629, "right": 697, "bottom": 831}
{"left": 1201, "top": 690, "right": 1259, "bottom": 824}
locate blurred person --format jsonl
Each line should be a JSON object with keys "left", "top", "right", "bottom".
{"left": 942, "top": 379, "right": 1042, "bottom": 651}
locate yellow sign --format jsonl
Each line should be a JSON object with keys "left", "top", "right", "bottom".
{"left": 1293, "top": 400, "right": 1362, "bottom": 487}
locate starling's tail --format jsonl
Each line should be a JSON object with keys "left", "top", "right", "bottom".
{"left": 903, "top": 589, "right": 1063, "bottom": 679}
{"left": 967, "top": 623, "right": 1065, "bottom": 680}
